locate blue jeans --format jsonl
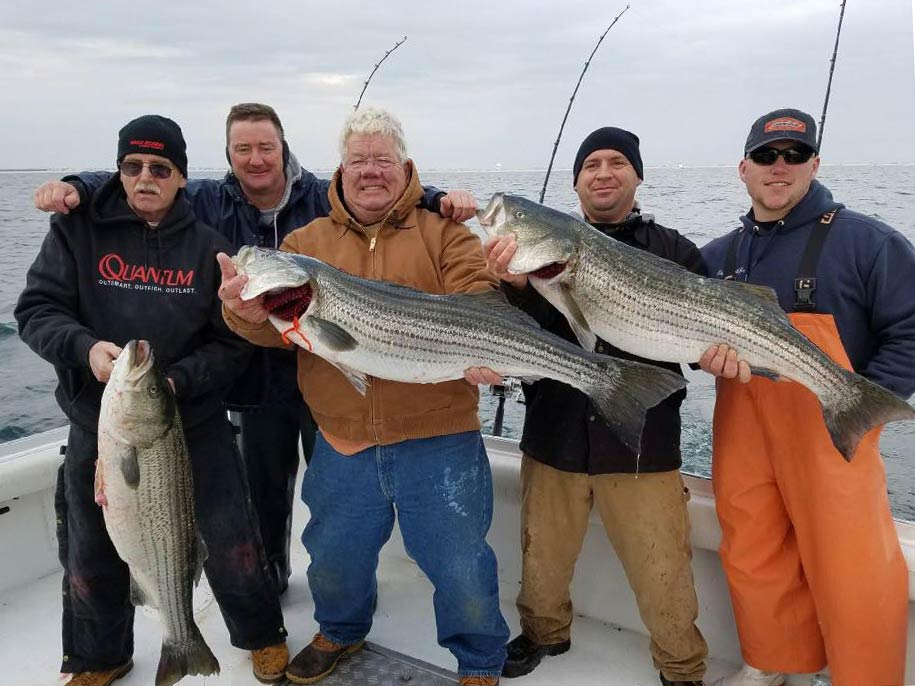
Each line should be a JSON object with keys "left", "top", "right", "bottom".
{"left": 301, "top": 430, "right": 508, "bottom": 679}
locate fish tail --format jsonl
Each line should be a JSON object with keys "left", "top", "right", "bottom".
{"left": 585, "top": 356, "right": 688, "bottom": 455}
{"left": 155, "top": 624, "right": 220, "bottom": 686}
{"left": 822, "top": 370, "right": 915, "bottom": 462}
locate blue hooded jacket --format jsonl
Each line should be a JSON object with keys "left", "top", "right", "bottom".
{"left": 702, "top": 180, "right": 915, "bottom": 398}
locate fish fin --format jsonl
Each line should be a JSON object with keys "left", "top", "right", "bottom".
{"left": 533, "top": 281, "right": 596, "bottom": 351}
{"left": 193, "top": 531, "right": 208, "bottom": 586}
{"left": 559, "top": 285, "right": 597, "bottom": 352}
{"left": 720, "top": 280, "right": 789, "bottom": 319}
{"left": 156, "top": 626, "right": 220, "bottom": 686}
{"left": 120, "top": 448, "right": 140, "bottom": 489}
{"left": 750, "top": 366, "right": 781, "bottom": 381}
{"left": 130, "top": 574, "right": 152, "bottom": 608}
{"left": 309, "top": 316, "right": 359, "bottom": 352}
{"left": 325, "top": 359, "right": 369, "bottom": 395}
{"left": 586, "top": 356, "right": 688, "bottom": 455}
{"left": 459, "top": 290, "right": 542, "bottom": 328}
{"left": 821, "top": 370, "right": 915, "bottom": 461}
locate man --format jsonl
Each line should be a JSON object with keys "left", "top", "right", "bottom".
{"left": 699, "top": 108, "right": 915, "bottom": 686}
{"left": 33, "top": 103, "right": 479, "bottom": 598}
{"left": 484, "top": 127, "right": 708, "bottom": 686}
{"left": 15, "top": 115, "right": 290, "bottom": 686}
{"left": 218, "top": 107, "right": 509, "bottom": 686}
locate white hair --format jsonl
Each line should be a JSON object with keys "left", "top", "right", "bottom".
{"left": 338, "top": 108, "right": 408, "bottom": 164}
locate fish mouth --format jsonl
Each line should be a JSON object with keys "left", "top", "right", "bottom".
{"left": 119, "top": 339, "right": 155, "bottom": 383}
{"left": 528, "top": 262, "right": 567, "bottom": 280}
{"left": 263, "top": 285, "right": 313, "bottom": 321}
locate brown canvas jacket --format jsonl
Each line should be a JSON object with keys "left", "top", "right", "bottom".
{"left": 224, "top": 163, "right": 497, "bottom": 444}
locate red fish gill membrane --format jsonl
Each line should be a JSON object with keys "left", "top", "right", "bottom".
{"left": 263, "top": 285, "right": 313, "bottom": 321}
{"left": 529, "top": 262, "right": 567, "bottom": 279}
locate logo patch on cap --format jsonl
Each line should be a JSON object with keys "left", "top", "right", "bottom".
{"left": 130, "top": 139, "right": 166, "bottom": 151}
{"left": 764, "top": 117, "right": 806, "bottom": 134}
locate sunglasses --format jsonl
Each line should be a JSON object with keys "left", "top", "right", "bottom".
{"left": 747, "top": 146, "right": 816, "bottom": 166}
{"left": 119, "top": 160, "right": 175, "bottom": 179}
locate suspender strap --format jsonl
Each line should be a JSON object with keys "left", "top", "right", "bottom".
{"left": 793, "top": 210, "right": 837, "bottom": 312}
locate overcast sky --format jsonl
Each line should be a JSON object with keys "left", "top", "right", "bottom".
{"left": 1, "top": 0, "right": 913, "bottom": 171}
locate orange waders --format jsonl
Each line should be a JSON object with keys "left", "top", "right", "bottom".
{"left": 713, "top": 312, "right": 909, "bottom": 686}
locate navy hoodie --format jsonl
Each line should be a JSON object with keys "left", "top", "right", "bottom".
{"left": 702, "top": 180, "right": 915, "bottom": 399}
{"left": 15, "top": 174, "right": 252, "bottom": 432}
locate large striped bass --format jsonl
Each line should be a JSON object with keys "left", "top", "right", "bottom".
{"left": 476, "top": 192, "right": 915, "bottom": 461}
{"left": 232, "top": 246, "right": 687, "bottom": 453}
{"left": 97, "top": 340, "right": 219, "bottom": 686}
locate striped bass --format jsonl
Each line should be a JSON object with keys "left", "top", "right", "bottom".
{"left": 476, "top": 192, "right": 915, "bottom": 461}
{"left": 232, "top": 246, "right": 688, "bottom": 453}
{"left": 97, "top": 340, "right": 219, "bottom": 686}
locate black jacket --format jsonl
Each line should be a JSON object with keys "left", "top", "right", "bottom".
{"left": 505, "top": 210, "right": 706, "bottom": 474}
{"left": 15, "top": 175, "right": 251, "bottom": 432}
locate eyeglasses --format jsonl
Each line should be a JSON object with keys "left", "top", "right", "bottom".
{"left": 343, "top": 157, "right": 400, "bottom": 173}
{"left": 119, "top": 160, "right": 175, "bottom": 179}
{"left": 747, "top": 146, "right": 816, "bottom": 166}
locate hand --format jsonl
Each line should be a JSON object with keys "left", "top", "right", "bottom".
{"left": 89, "top": 341, "right": 123, "bottom": 383}
{"left": 464, "top": 366, "right": 504, "bottom": 385}
{"left": 484, "top": 235, "right": 528, "bottom": 289}
{"left": 34, "top": 181, "right": 81, "bottom": 214}
{"left": 439, "top": 190, "right": 478, "bottom": 223}
{"left": 698, "top": 344, "right": 751, "bottom": 383}
{"left": 217, "top": 252, "right": 268, "bottom": 324}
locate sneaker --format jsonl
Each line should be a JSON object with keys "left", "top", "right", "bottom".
{"left": 710, "top": 664, "right": 785, "bottom": 686}
{"left": 460, "top": 678, "right": 500, "bottom": 685}
{"left": 660, "top": 671, "right": 705, "bottom": 685}
{"left": 252, "top": 642, "right": 289, "bottom": 683}
{"left": 286, "top": 633, "right": 364, "bottom": 684}
{"left": 65, "top": 660, "right": 133, "bottom": 686}
{"left": 501, "top": 634, "right": 571, "bottom": 678}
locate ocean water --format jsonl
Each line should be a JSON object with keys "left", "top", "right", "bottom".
{"left": 2, "top": 165, "right": 914, "bottom": 520}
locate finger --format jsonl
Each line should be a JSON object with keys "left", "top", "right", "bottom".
{"left": 439, "top": 196, "right": 453, "bottom": 218}
{"left": 216, "top": 252, "right": 237, "bottom": 281}
{"left": 698, "top": 344, "right": 718, "bottom": 371}
{"left": 64, "top": 190, "right": 81, "bottom": 209}
{"left": 738, "top": 360, "right": 752, "bottom": 384}
{"left": 708, "top": 345, "right": 727, "bottom": 375}
{"left": 221, "top": 275, "right": 248, "bottom": 301}
{"left": 495, "top": 241, "right": 517, "bottom": 272}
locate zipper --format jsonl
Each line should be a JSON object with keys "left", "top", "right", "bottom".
{"left": 369, "top": 236, "right": 377, "bottom": 252}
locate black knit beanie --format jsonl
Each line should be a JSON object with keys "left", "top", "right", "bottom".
{"left": 573, "top": 127, "right": 643, "bottom": 185}
{"left": 117, "top": 115, "right": 188, "bottom": 178}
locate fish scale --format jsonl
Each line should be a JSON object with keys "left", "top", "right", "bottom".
{"left": 477, "top": 192, "right": 915, "bottom": 461}
{"left": 234, "top": 246, "right": 690, "bottom": 454}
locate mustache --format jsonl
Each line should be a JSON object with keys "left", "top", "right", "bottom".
{"left": 134, "top": 184, "right": 161, "bottom": 195}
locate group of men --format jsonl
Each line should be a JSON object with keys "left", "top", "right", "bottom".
{"left": 19, "top": 101, "right": 915, "bottom": 686}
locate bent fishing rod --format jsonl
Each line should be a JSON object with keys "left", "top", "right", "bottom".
{"left": 817, "top": 0, "right": 848, "bottom": 151}
{"left": 539, "top": 5, "right": 630, "bottom": 203}
{"left": 354, "top": 35, "right": 408, "bottom": 111}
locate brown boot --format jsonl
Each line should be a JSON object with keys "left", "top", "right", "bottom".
{"left": 459, "top": 677, "right": 500, "bottom": 686}
{"left": 286, "top": 633, "right": 364, "bottom": 684}
{"left": 65, "top": 660, "right": 133, "bottom": 686}
{"left": 252, "top": 642, "right": 289, "bottom": 683}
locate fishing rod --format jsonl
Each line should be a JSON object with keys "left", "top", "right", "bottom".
{"left": 353, "top": 35, "right": 408, "bottom": 111}
{"left": 539, "top": 5, "right": 630, "bottom": 203}
{"left": 817, "top": 0, "right": 847, "bottom": 151}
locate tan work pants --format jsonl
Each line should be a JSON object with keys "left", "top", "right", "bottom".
{"left": 517, "top": 455, "right": 708, "bottom": 682}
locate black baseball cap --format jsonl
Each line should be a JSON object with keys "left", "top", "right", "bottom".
{"left": 744, "top": 108, "right": 818, "bottom": 155}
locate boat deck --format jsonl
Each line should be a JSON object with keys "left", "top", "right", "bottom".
{"left": 0, "top": 546, "right": 737, "bottom": 685}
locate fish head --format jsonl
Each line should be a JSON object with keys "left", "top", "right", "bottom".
{"left": 477, "top": 193, "right": 580, "bottom": 280}
{"left": 233, "top": 246, "right": 320, "bottom": 322}
{"left": 106, "top": 340, "right": 176, "bottom": 447}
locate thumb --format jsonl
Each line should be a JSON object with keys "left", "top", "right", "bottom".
{"left": 216, "top": 252, "right": 237, "bottom": 280}
{"left": 64, "top": 190, "right": 81, "bottom": 209}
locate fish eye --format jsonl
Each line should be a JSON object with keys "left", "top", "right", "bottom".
{"left": 148, "top": 385, "right": 161, "bottom": 398}
{"left": 515, "top": 211, "right": 526, "bottom": 219}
